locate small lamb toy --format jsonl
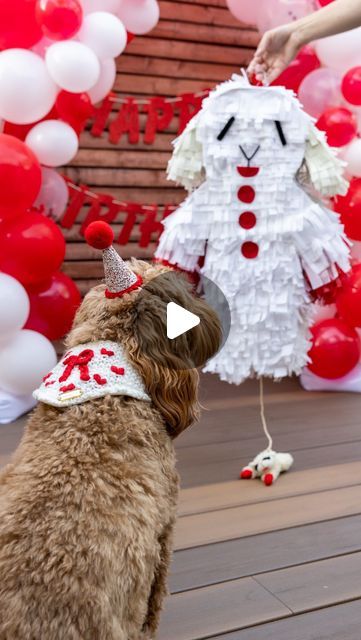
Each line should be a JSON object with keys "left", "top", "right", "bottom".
{"left": 240, "top": 450, "right": 294, "bottom": 486}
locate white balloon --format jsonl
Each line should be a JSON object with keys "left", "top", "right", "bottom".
{"left": 34, "top": 167, "right": 69, "bottom": 220}
{"left": 0, "top": 330, "right": 57, "bottom": 395}
{"left": 81, "top": 0, "right": 122, "bottom": 14}
{"left": 0, "top": 274, "right": 30, "bottom": 343}
{"left": 88, "top": 58, "right": 116, "bottom": 104}
{"left": 0, "top": 49, "right": 57, "bottom": 125}
{"left": 0, "top": 388, "right": 37, "bottom": 424}
{"left": 315, "top": 27, "right": 361, "bottom": 71}
{"left": 343, "top": 138, "right": 361, "bottom": 177}
{"left": 78, "top": 12, "right": 127, "bottom": 60}
{"left": 46, "top": 41, "right": 100, "bottom": 93}
{"left": 118, "top": 0, "right": 160, "bottom": 35}
{"left": 26, "top": 120, "right": 79, "bottom": 168}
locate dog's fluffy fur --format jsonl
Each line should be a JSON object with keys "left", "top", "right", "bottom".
{"left": 0, "top": 261, "right": 221, "bottom": 640}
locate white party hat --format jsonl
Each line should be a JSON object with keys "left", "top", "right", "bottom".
{"left": 85, "top": 221, "right": 142, "bottom": 298}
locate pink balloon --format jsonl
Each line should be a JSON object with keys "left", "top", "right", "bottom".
{"left": 117, "top": 0, "right": 159, "bottom": 35}
{"left": 81, "top": 0, "right": 121, "bottom": 13}
{"left": 298, "top": 68, "right": 342, "bottom": 118}
{"left": 315, "top": 27, "right": 361, "bottom": 71}
{"left": 32, "top": 36, "right": 53, "bottom": 57}
{"left": 350, "top": 241, "right": 361, "bottom": 262}
{"left": 34, "top": 167, "right": 69, "bottom": 220}
{"left": 257, "top": 0, "right": 313, "bottom": 34}
{"left": 312, "top": 302, "right": 337, "bottom": 324}
{"left": 226, "top": 0, "right": 260, "bottom": 26}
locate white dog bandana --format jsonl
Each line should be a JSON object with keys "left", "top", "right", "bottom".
{"left": 33, "top": 341, "right": 151, "bottom": 408}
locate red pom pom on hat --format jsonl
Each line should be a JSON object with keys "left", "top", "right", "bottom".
{"left": 85, "top": 221, "right": 114, "bottom": 250}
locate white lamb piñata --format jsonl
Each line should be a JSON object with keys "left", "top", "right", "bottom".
{"left": 156, "top": 74, "right": 350, "bottom": 386}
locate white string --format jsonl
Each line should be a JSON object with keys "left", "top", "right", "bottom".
{"left": 67, "top": 180, "right": 172, "bottom": 213}
{"left": 107, "top": 90, "right": 209, "bottom": 105}
{"left": 259, "top": 376, "right": 273, "bottom": 451}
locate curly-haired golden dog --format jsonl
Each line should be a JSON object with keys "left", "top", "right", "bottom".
{"left": 0, "top": 246, "right": 221, "bottom": 640}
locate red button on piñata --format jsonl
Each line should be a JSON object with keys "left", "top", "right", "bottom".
{"left": 238, "top": 185, "right": 255, "bottom": 204}
{"left": 239, "top": 211, "right": 257, "bottom": 229}
{"left": 241, "top": 241, "right": 259, "bottom": 259}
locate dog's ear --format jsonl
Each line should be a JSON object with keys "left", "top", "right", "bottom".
{"left": 127, "top": 271, "right": 222, "bottom": 437}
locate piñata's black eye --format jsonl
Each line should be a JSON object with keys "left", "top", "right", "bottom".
{"left": 275, "top": 121, "right": 287, "bottom": 146}
{"left": 217, "top": 116, "right": 235, "bottom": 141}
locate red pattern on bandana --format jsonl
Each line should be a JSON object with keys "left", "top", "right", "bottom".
{"left": 111, "top": 366, "right": 125, "bottom": 376}
{"left": 59, "top": 349, "right": 95, "bottom": 383}
{"left": 101, "top": 348, "right": 115, "bottom": 356}
{"left": 60, "top": 384, "right": 76, "bottom": 393}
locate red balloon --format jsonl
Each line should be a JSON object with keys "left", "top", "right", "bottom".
{"left": 342, "top": 66, "right": 361, "bottom": 106}
{"left": 333, "top": 178, "right": 361, "bottom": 240}
{"left": 316, "top": 107, "right": 357, "bottom": 147}
{"left": 271, "top": 46, "right": 320, "bottom": 92}
{"left": 25, "top": 271, "right": 81, "bottom": 339}
{"left": 0, "top": 212, "right": 66, "bottom": 286}
{"left": 36, "top": 0, "right": 83, "bottom": 40}
{"left": 3, "top": 105, "right": 58, "bottom": 142}
{"left": 56, "top": 91, "right": 94, "bottom": 134}
{"left": 308, "top": 318, "right": 360, "bottom": 379}
{"left": 126, "top": 31, "right": 135, "bottom": 44}
{"left": 335, "top": 264, "right": 361, "bottom": 327}
{"left": 0, "top": 134, "right": 42, "bottom": 222}
{"left": 318, "top": 0, "right": 334, "bottom": 5}
{"left": 0, "top": 0, "right": 42, "bottom": 49}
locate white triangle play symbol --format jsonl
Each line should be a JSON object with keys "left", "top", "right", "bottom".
{"left": 167, "top": 302, "right": 200, "bottom": 340}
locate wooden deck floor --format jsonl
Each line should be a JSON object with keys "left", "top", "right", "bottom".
{"left": 1, "top": 374, "right": 361, "bottom": 639}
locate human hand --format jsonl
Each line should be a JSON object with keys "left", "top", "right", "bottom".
{"left": 248, "top": 24, "right": 302, "bottom": 85}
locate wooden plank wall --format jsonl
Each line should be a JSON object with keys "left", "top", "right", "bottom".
{"left": 62, "top": 0, "right": 259, "bottom": 295}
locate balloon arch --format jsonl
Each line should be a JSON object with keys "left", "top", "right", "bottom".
{"left": 0, "top": 0, "right": 160, "bottom": 413}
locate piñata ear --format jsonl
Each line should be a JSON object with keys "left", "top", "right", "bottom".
{"left": 167, "top": 112, "right": 204, "bottom": 192}
{"left": 304, "top": 123, "right": 349, "bottom": 197}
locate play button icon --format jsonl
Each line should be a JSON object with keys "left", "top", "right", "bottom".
{"left": 134, "top": 270, "right": 231, "bottom": 372}
{"left": 167, "top": 302, "right": 200, "bottom": 339}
